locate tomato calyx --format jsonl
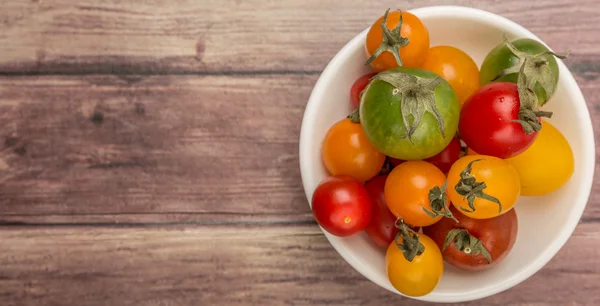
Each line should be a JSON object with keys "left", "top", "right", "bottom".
{"left": 489, "top": 36, "right": 570, "bottom": 133}
{"left": 454, "top": 159, "right": 502, "bottom": 214}
{"left": 347, "top": 108, "right": 361, "bottom": 123}
{"left": 365, "top": 8, "right": 410, "bottom": 68}
{"left": 371, "top": 71, "right": 445, "bottom": 142}
{"left": 443, "top": 228, "right": 492, "bottom": 263}
{"left": 423, "top": 181, "right": 458, "bottom": 222}
{"left": 511, "top": 61, "right": 552, "bottom": 134}
{"left": 492, "top": 35, "right": 569, "bottom": 103}
{"left": 394, "top": 218, "right": 425, "bottom": 262}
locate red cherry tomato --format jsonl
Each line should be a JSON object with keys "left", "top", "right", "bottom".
{"left": 364, "top": 175, "right": 399, "bottom": 247}
{"left": 424, "top": 136, "right": 461, "bottom": 173}
{"left": 311, "top": 175, "right": 373, "bottom": 237}
{"left": 387, "top": 136, "right": 460, "bottom": 173}
{"left": 350, "top": 72, "right": 378, "bottom": 109}
{"left": 423, "top": 206, "right": 518, "bottom": 271}
{"left": 459, "top": 82, "right": 541, "bottom": 158}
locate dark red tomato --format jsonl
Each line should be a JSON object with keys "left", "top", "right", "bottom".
{"left": 364, "top": 175, "right": 399, "bottom": 247}
{"left": 424, "top": 136, "right": 461, "bottom": 173}
{"left": 388, "top": 136, "right": 460, "bottom": 173}
{"left": 389, "top": 157, "right": 405, "bottom": 167}
{"left": 459, "top": 82, "right": 540, "bottom": 158}
{"left": 311, "top": 175, "right": 373, "bottom": 237}
{"left": 423, "top": 206, "right": 518, "bottom": 271}
{"left": 350, "top": 72, "right": 378, "bottom": 109}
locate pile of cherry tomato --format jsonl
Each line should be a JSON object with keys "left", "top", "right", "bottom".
{"left": 311, "top": 8, "right": 575, "bottom": 297}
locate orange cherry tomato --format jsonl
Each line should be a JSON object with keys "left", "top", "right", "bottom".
{"left": 447, "top": 155, "right": 521, "bottom": 219}
{"left": 422, "top": 46, "right": 480, "bottom": 106}
{"left": 384, "top": 161, "right": 447, "bottom": 227}
{"left": 365, "top": 10, "right": 430, "bottom": 71}
{"left": 322, "top": 118, "right": 386, "bottom": 182}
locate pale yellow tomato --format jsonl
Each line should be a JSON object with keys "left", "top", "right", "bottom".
{"left": 506, "top": 120, "right": 574, "bottom": 196}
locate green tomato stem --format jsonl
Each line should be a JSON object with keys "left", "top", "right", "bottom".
{"left": 365, "top": 9, "right": 410, "bottom": 68}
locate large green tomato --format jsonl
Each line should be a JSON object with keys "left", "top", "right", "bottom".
{"left": 359, "top": 67, "right": 460, "bottom": 160}
{"left": 480, "top": 38, "right": 559, "bottom": 106}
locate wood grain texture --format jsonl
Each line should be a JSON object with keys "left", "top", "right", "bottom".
{"left": 0, "top": 75, "right": 310, "bottom": 218}
{"left": 0, "top": 0, "right": 599, "bottom": 74}
{"left": 0, "top": 224, "right": 599, "bottom": 306}
{"left": 0, "top": 0, "right": 599, "bottom": 305}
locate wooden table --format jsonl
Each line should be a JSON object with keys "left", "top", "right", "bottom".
{"left": 0, "top": 1, "right": 598, "bottom": 305}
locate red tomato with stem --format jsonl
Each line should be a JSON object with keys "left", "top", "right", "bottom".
{"left": 350, "top": 72, "right": 378, "bottom": 109}
{"left": 311, "top": 175, "right": 373, "bottom": 237}
{"left": 364, "top": 175, "right": 399, "bottom": 247}
{"left": 459, "top": 82, "right": 549, "bottom": 158}
{"left": 423, "top": 206, "right": 518, "bottom": 271}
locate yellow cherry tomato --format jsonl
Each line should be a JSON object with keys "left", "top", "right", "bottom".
{"left": 506, "top": 120, "right": 574, "bottom": 196}
{"left": 422, "top": 46, "right": 480, "bottom": 106}
{"left": 321, "top": 118, "right": 386, "bottom": 182}
{"left": 447, "top": 155, "right": 520, "bottom": 219}
{"left": 386, "top": 233, "right": 443, "bottom": 297}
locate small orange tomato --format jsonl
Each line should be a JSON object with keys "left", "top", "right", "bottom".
{"left": 447, "top": 155, "right": 520, "bottom": 219}
{"left": 422, "top": 46, "right": 480, "bottom": 106}
{"left": 321, "top": 118, "right": 386, "bottom": 182}
{"left": 365, "top": 9, "right": 430, "bottom": 71}
{"left": 384, "top": 161, "right": 448, "bottom": 227}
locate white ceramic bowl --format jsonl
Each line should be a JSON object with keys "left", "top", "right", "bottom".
{"left": 299, "top": 5, "right": 595, "bottom": 303}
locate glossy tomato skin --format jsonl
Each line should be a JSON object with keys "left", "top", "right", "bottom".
{"left": 386, "top": 234, "right": 444, "bottom": 296}
{"left": 360, "top": 67, "right": 460, "bottom": 160}
{"left": 422, "top": 46, "right": 480, "bottom": 106}
{"left": 384, "top": 161, "right": 447, "bottom": 227}
{"left": 423, "top": 206, "right": 518, "bottom": 271}
{"left": 311, "top": 176, "right": 373, "bottom": 237}
{"left": 364, "top": 175, "right": 399, "bottom": 247}
{"left": 480, "top": 38, "right": 559, "bottom": 106}
{"left": 447, "top": 155, "right": 520, "bottom": 219}
{"left": 322, "top": 118, "right": 386, "bottom": 182}
{"left": 365, "top": 10, "right": 429, "bottom": 71}
{"left": 424, "top": 136, "right": 461, "bottom": 173}
{"left": 350, "top": 72, "right": 378, "bottom": 109}
{"left": 506, "top": 120, "right": 574, "bottom": 196}
{"left": 459, "top": 82, "right": 539, "bottom": 159}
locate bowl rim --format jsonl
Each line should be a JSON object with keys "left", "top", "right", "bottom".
{"left": 299, "top": 5, "right": 595, "bottom": 303}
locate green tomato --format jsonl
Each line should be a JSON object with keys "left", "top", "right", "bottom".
{"left": 359, "top": 67, "right": 460, "bottom": 160}
{"left": 479, "top": 38, "right": 559, "bottom": 106}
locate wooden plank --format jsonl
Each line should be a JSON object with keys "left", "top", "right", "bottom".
{"left": 0, "top": 0, "right": 599, "bottom": 74}
{"left": 0, "top": 223, "right": 598, "bottom": 306}
{"left": 0, "top": 74, "right": 599, "bottom": 223}
{"left": 0, "top": 75, "right": 312, "bottom": 217}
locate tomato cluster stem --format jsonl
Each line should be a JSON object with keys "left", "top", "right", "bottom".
{"left": 496, "top": 35, "right": 570, "bottom": 134}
